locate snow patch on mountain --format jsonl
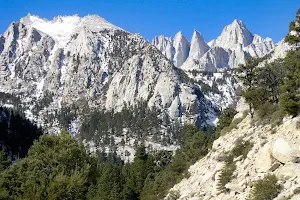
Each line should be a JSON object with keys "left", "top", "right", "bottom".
{"left": 20, "top": 14, "right": 122, "bottom": 47}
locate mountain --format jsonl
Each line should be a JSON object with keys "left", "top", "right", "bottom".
{"left": 245, "top": 34, "right": 275, "bottom": 57}
{"left": 152, "top": 19, "right": 277, "bottom": 71}
{"left": 0, "top": 14, "right": 217, "bottom": 159}
{"left": 152, "top": 35, "right": 174, "bottom": 60}
{"left": 189, "top": 30, "right": 210, "bottom": 58}
{"left": 152, "top": 31, "right": 190, "bottom": 68}
{"left": 0, "top": 15, "right": 291, "bottom": 160}
{"left": 152, "top": 19, "right": 290, "bottom": 110}
{"left": 173, "top": 31, "right": 190, "bottom": 67}
{"left": 211, "top": 19, "right": 253, "bottom": 49}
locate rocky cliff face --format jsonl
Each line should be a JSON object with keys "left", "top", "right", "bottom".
{"left": 152, "top": 35, "right": 174, "bottom": 60}
{"left": 212, "top": 19, "right": 253, "bottom": 49}
{"left": 0, "top": 35, "right": 4, "bottom": 54}
{"left": 166, "top": 114, "right": 300, "bottom": 200}
{"left": 0, "top": 14, "right": 219, "bottom": 159}
{"left": 189, "top": 30, "right": 209, "bottom": 59}
{"left": 153, "top": 19, "right": 279, "bottom": 72}
{"left": 152, "top": 31, "right": 191, "bottom": 68}
{"left": 152, "top": 19, "right": 290, "bottom": 113}
{"left": 173, "top": 32, "right": 190, "bottom": 67}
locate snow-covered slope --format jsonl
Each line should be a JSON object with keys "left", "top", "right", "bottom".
{"left": 20, "top": 14, "right": 122, "bottom": 47}
{"left": 0, "top": 14, "right": 219, "bottom": 158}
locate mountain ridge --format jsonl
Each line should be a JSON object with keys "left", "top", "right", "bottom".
{"left": 152, "top": 19, "right": 277, "bottom": 71}
{"left": 0, "top": 14, "right": 219, "bottom": 160}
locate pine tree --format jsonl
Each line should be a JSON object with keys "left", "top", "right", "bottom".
{"left": 236, "top": 57, "right": 262, "bottom": 117}
{"left": 278, "top": 9, "right": 300, "bottom": 117}
{"left": 256, "top": 59, "right": 286, "bottom": 103}
{"left": 0, "top": 149, "right": 10, "bottom": 172}
{"left": 213, "top": 107, "right": 237, "bottom": 139}
{"left": 0, "top": 131, "right": 96, "bottom": 199}
{"left": 285, "top": 9, "right": 300, "bottom": 45}
{"left": 279, "top": 49, "right": 300, "bottom": 117}
{"left": 87, "top": 163, "right": 124, "bottom": 200}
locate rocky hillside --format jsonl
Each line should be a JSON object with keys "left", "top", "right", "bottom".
{"left": 166, "top": 113, "right": 300, "bottom": 200}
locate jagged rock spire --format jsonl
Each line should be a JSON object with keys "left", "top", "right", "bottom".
{"left": 173, "top": 31, "right": 190, "bottom": 67}
{"left": 214, "top": 19, "right": 253, "bottom": 49}
{"left": 189, "top": 30, "right": 209, "bottom": 58}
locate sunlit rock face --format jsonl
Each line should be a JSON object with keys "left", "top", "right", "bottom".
{"left": 0, "top": 14, "right": 217, "bottom": 131}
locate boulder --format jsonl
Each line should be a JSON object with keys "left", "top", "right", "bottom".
{"left": 254, "top": 143, "right": 273, "bottom": 172}
{"left": 276, "top": 163, "right": 300, "bottom": 179}
{"left": 283, "top": 181, "right": 292, "bottom": 189}
{"left": 189, "top": 197, "right": 201, "bottom": 200}
{"left": 272, "top": 138, "right": 294, "bottom": 163}
{"left": 291, "top": 194, "right": 300, "bottom": 200}
{"left": 233, "top": 155, "right": 243, "bottom": 162}
{"left": 225, "top": 183, "right": 244, "bottom": 193}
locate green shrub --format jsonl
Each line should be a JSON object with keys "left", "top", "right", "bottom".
{"left": 217, "top": 162, "right": 236, "bottom": 192}
{"left": 270, "top": 110, "right": 285, "bottom": 126}
{"left": 257, "top": 102, "right": 278, "bottom": 119}
{"left": 217, "top": 140, "right": 253, "bottom": 192}
{"left": 213, "top": 107, "right": 237, "bottom": 140}
{"left": 231, "top": 140, "right": 253, "bottom": 160}
{"left": 219, "top": 110, "right": 249, "bottom": 137}
{"left": 247, "top": 174, "right": 282, "bottom": 200}
{"left": 220, "top": 117, "right": 244, "bottom": 136}
{"left": 255, "top": 103, "right": 285, "bottom": 126}
{"left": 294, "top": 187, "right": 300, "bottom": 195}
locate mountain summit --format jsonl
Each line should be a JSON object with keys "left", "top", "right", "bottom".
{"left": 152, "top": 19, "right": 276, "bottom": 70}
{"left": 189, "top": 30, "right": 209, "bottom": 58}
{"left": 173, "top": 31, "right": 190, "bottom": 67}
{"left": 212, "top": 19, "right": 253, "bottom": 49}
{"left": 19, "top": 14, "right": 122, "bottom": 47}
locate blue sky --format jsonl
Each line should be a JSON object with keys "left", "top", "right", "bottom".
{"left": 0, "top": 0, "right": 299, "bottom": 43}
